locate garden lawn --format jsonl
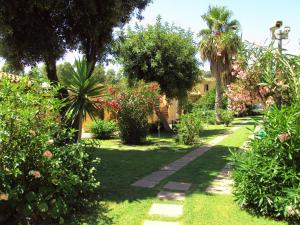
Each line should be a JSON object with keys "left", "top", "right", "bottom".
{"left": 73, "top": 117, "right": 286, "bottom": 225}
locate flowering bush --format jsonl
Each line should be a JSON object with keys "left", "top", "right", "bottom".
{"left": 226, "top": 43, "right": 300, "bottom": 113}
{"left": 0, "top": 76, "right": 100, "bottom": 224}
{"left": 230, "top": 102, "right": 300, "bottom": 222}
{"left": 105, "top": 81, "right": 160, "bottom": 144}
{"left": 88, "top": 119, "right": 118, "bottom": 139}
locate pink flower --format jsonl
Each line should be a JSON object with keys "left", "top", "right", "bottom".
{"left": 0, "top": 193, "right": 9, "bottom": 201}
{"left": 259, "top": 86, "right": 270, "bottom": 97}
{"left": 232, "top": 64, "right": 240, "bottom": 71}
{"left": 29, "top": 170, "right": 41, "bottom": 178}
{"left": 278, "top": 133, "right": 290, "bottom": 143}
{"left": 43, "top": 150, "right": 53, "bottom": 159}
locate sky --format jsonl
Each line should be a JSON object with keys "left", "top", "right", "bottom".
{"left": 1, "top": 0, "right": 299, "bottom": 71}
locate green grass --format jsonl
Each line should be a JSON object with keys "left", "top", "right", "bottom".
{"left": 72, "top": 117, "right": 287, "bottom": 225}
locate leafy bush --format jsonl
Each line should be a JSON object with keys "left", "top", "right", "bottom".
{"left": 176, "top": 112, "right": 203, "bottom": 145}
{"left": 230, "top": 103, "right": 300, "bottom": 222}
{"left": 0, "top": 76, "right": 100, "bottom": 224}
{"left": 89, "top": 119, "right": 118, "bottom": 139}
{"left": 106, "top": 81, "right": 160, "bottom": 144}
{"left": 196, "top": 109, "right": 216, "bottom": 125}
{"left": 193, "top": 87, "right": 227, "bottom": 111}
{"left": 220, "top": 109, "right": 234, "bottom": 126}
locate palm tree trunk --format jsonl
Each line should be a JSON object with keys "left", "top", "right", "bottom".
{"left": 212, "top": 61, "right": 223, "bottom": 124}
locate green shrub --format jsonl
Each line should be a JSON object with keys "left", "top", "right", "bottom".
{"left": 193, "top": 87, "right": 227, "bottom": 111}
{"left": 230, "top": 103, "right": 300, "bottom": 221}
{"left": 0, "top": 76, "right": 100, "bottom": 224}
{"left": 176, "top": 112, "right": 203, "bottom": 145}
{"left": 89, "top": 119, "right": 118, "bottom": 139}
{"left": 220, "top": 109, "right": 234, "bottom": 126}
{"left": 197, "top": 109, "right": 216, "bottom": 125}
{"left": 118, "top": 103, "right": 149, "bottom": 144}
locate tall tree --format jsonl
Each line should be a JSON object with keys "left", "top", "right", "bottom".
{"left": 115, "top": 16, "right": 200, "bottom": 130}
{"left": 199, "top": 6, "right": 241, "bottom": 123}
{"left": 0, "top": 0, "right": 151, "bottom": 89}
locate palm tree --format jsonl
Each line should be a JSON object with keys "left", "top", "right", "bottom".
{"left": 199, "top": 6, "right": 241, "bottom": 123}
{"left": 65, "top": 58, "right": 104, "bottom": 142}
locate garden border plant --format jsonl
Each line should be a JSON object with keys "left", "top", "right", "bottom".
{"left": 0, "top": 75, "right": 100, "bottom": 224}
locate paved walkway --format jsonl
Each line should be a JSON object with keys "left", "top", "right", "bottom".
{"left": 136, "top": 123, "right": 249, "bottom": 225}
{"left": 205, "top": 163, "right": 233, "bottom": 195}
{"left": 132, "top": 125, "right": 242, "bottom": 188}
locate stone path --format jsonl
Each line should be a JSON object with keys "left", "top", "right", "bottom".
{"left": 140, "top": 123, "right": 248, "bottom": 225}
{"left": 132, "top": 125, "right": 241, "bottom": 189}
{"left": 205, "top": 164, "right": 233, "bottom": 195}
{"left": 143, "top": 181, "right": 190, "bottom": 225}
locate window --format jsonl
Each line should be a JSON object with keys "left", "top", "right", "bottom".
{"left": 204, "top": 84, "right": 209, "bottom": 92}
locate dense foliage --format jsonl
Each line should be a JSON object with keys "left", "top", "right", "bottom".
{"left": 105, "top": 81, "right": 160, "bottom": 144}
{"left": 231, "top": 103, "right": 300, "bottom": 221}
{"left": 88, "top": 119, "right": 118, "bottom": 139}
{"left": 115, "top": 16, "right": 199, "bottom": 100}
{"left": 0, "top": 75, "right": 100, "bottom": 224}
{"left": 0, "top": 0, "right": 151, "bottom": 83}
{"left": 230, "top": 49, "right": 300, "bottom": 222}
{"left": 176, "top": 112, "right": 203, "bottom": 145}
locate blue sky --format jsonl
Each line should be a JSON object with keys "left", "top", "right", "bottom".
{"left": 1, "top": 0, "right": 299, "bottom": 70}
{"left": 136, "top": 0, "right": 299, "bottom": 52}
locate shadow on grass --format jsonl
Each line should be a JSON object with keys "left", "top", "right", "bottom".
{"left": 200, "top": 128, "right": 227, "bottom": 138}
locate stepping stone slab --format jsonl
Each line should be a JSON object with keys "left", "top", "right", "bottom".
{"left": 143, "top": 221, "right": 180, "bottom": 225}
{"left": 149, "top": 203, "right": 183, "bottom": 217}
{"left": 163, "top": 181, "right": 192, "bottom": 192}
{"left": 131, "top": 179, "right": 158, "bottom": 188}
{"left": 157, "top": 191, "right": 186, "bottom": 201}
{"left": 143, "top": 170, "right": 175, "bottom": 182}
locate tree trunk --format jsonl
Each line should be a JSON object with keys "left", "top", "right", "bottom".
{"left": 155, "top": 108, "right": 172, "bottom": 132}
{"left": 70, "top": 114, "right": 83, "bottom": 143}
{"left": 177, "top": 99, "right": 183, "bottom": 116}
{"left": 45, "top": 57, "right": 69, "bottom": 100}
{"left": 212, "top": 61, "right": 223, "bottom": 124}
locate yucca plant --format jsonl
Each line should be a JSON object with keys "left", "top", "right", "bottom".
{"left": 64, "top": 58, "right": 104, "bottom": 142}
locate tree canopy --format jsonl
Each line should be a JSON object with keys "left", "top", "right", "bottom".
{"left": 0, "top": 0, "right": 152, "bottom": 83}
{"left": 115, "top": 16, "right": 200, "bottom": 100}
